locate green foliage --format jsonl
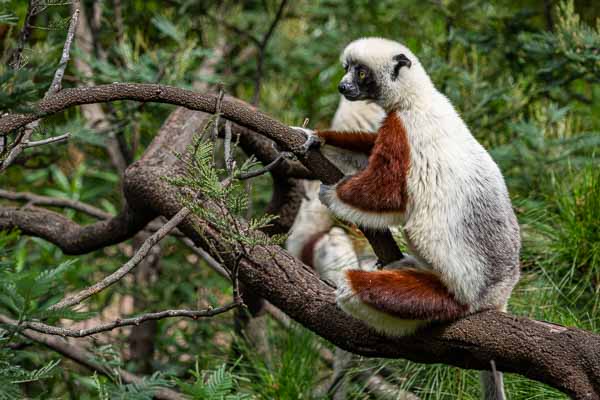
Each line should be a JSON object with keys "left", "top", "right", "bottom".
{"left": 178, "top": 360, "right": 252, "bottom": 399}
{"left": 90, "top": 372, "right": 174, "bottom": 400}
{"left": 236, "top": 324, "right": 323, "bottom": 400}
{"left": 0, "top": 348, "right": 60, "bottom": 400}
{"left": 0, "top": 257, "right": 93, "bottom": 322}
{"left": 170, "top": 134, "right": 286, "bottom": 253}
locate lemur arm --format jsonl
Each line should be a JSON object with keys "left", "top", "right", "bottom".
{"left": 315, "top": 130, "right": 377, "bottom": 154}
{"left": 321, "top": 113, "right": 410, "bottom": 214}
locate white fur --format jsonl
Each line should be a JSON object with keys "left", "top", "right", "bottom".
{"left": 313, "top": 227, "right": 360, "bottom": 283}
{"left": 320, "top": 185, "right": 404, "bottom": 229}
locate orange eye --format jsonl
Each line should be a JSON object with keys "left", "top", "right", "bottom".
{"left": 359, "top": 70, "right": 366, "bottom": 80}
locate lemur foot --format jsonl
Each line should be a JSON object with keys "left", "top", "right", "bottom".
{"left": 318, "top": 183, "right": 336, "bottom": 207}
{"left": 290, "top": 126, "right": 323, "bottom": 154}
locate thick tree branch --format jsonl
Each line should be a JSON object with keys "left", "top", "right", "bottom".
{"left": 0, "top": 189, "right": 112, "bottom": 219}
{"left": 0, "top": 205, "right": 153, "bottom": 255}
{"left": 0, "top": 83, "right": 400, "bottom": 262}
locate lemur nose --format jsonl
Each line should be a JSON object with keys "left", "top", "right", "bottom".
{"left": 338, "top": 81, "right": 352, "bottom": 94}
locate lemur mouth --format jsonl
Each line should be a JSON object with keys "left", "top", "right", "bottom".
{"left": 342, "top": 91, "right": 369, "bottom": 101}
{"left": 342, "top": 93, "right": 362, "bottom": 101}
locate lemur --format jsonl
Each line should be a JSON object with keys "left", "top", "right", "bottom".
{"left": 293, "top": 38, "right": 521, "bottom": 399}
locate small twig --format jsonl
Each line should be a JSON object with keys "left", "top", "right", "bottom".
{"left": 47, "top": 9, "right": 80, "bottom": 95}
{"left": 212, "top": 87, "right": 225, "bottom": 141}
{"left": 8, "top": 0, "right": 38, "bottom": 69}
{"left": 0, "top": 189, "right": 182, "bottom": 238}
{"left": 236, "top": 152, "right": 291, "bottom": 180}
{"left": 0, "top": 189, "right": 111, "bottom": 219}
{"left": 50, "top": 207, "right": 191, "bottom": 311}
{"left": 180, "top": 237, "right": 230, "bottom": 278}
{"left": 24, "top": 132, "right": 70, "bottom": 148}
{"left": 1, "top": 7, "right": 79, "bottom": 172}
{"left": 251, "top": 0, "right": 288, "bottom": 105}
{"left": 15, "top": 302, "right": 241, "bottom": 338}
{"left": 223, "top": 120, "right": 235, "bottom": 175}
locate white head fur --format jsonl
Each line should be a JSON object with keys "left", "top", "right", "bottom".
{"left": 340, "top": 38, "right": 436, "bottom": 112}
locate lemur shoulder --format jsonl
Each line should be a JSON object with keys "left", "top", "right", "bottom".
{"left": 294, "top": 38, "right": 521, "bottom": 337}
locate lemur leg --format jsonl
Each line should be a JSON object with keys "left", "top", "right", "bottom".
{"left": 336, "top": 269, "right": 469, "bottom": 336}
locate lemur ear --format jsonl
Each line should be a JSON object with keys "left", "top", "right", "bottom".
{"left": 392, "top": 54, "right": 412, "bottom": 80}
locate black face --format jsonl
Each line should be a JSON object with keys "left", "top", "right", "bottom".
{"left": 338, "top": 62, "right": 380, "bottom": 101}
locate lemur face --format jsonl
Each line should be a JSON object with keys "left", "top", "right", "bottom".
{"left": 338, "top": 61, "right": 380, "bottom": 101}
{"left": 340, "top": 38, "right": 431, "bottom": 111}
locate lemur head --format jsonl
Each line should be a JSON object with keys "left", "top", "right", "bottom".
{"left": 338, "top": 38, "right": 434, "bottom": 112}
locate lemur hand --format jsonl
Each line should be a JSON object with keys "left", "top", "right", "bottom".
{"left": 290, "top": 126, "right": 323, "bottom": 154}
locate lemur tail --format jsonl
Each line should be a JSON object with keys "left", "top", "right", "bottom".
{"left": 480, "top": 370, "right": 506, "bottom": 400}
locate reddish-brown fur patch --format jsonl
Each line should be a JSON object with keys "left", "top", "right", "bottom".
{"left": 299, "top": 231, "right": 328, "bottom": 268}
{"left": 316, "top": 130, "right": 377, "bottom": 154}
{"left": 346, "top": 269, "right": 469, "bottom": 321}
{"left": 334, "top": 113, "right": 410, "bottom": 212}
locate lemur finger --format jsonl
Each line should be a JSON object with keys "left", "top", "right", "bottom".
{"left": 290, "top": 126, "right": 314, "bottom": 137}
{"left": 290, "top": 126, "right": 323, "bottom": 153}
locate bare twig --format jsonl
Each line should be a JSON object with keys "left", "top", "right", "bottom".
{"left": 48, "top": 9, "right": 80, "bottom": 94}
{"left": 50, "top": 207, "right": 191, "bottom": 310}
{"left": 23, "top": 132, "right": 70, "bottom": 148}
{"left": 0, "top": 315, "right": 186, "bottom": 400}
{"left": 252, "top": 0, "right": 288, "bottom": 105}
{"left": 1, "top": 7, "right": 79, "bottom": 172}
{"left": 0, "top": 189, "right": 111, "bottom": 219}
{"left": 8, "top": 0, "right": 38, "bottom": 69}
{"left": 236, "top": 152, "right": 290, "bottom": 180}
{"left": 0, "top": 190, "right": 182, "bottom": 239}
{"left": 16, "top": 302, "right": 241, "bottom": 338}
{"left": 180, "top": 237, "right": 230, "bottom": 278}
{"left": 224, "top": 121, "right": 235, "bottom": 174}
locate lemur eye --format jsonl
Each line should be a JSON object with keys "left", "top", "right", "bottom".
{"left": 358, "top": 70, "right": 366, "bottom": 80}
{"left": 343, "top": 64, "right": 349, "bottom": 72}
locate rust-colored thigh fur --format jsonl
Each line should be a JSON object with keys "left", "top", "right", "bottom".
{"left": 346, "top": 269, "right": 469, "bottom": 320}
